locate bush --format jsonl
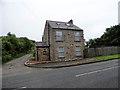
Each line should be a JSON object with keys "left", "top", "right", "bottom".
{"left": 2, "top": 32, "right": 35, "bottom": 64}
{"left": 31, "top": 56, "right": 35, "bottom": 60}
{"left": 3, "top": 54, "right": 12, "bottom": 63}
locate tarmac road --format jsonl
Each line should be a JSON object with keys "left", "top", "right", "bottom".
{"left": 2, "top": 55, "right": 119, "bottom": 88}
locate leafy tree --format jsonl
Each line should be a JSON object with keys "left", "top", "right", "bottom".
{"left": 2, "top": 32, "right": 35, "bottom": 63}
{"left": 86, "top": 25, "right": 120, "bottom": 48}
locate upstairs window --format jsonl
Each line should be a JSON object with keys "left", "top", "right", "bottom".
{"left": 56, "top": 31, "right": 62, "bottom": 41}
{"left": 58, "top": 47, "right": 64, "bottom": 57}
{"left": 75, "top": 46, "right": 81, "bottom": 56}
{"left": 74, "top": 32, "right": 80, "bottom": 41}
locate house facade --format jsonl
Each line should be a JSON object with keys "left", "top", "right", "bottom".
{"left": 35, "top": 20, "right": 84, "bottom": 61}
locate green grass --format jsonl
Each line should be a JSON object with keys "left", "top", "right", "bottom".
{"left": 93, "top": 54, "right": 120, "bottom": 61}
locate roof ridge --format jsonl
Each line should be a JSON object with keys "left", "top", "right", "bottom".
{"left": 46, "top": 20, "right": 67, "bottom": 23}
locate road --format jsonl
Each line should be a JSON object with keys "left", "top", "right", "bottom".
{"left": 2, "top": 55, "right": 119, "bottom": 88}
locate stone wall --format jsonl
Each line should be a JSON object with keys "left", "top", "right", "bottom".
{"left": 49, "top": 28, "right": 84, "bottom": 61}
{"left": 37, "top": 47, "right": 49, "bottom": 61}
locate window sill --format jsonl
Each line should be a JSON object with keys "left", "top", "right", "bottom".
{"left": 76, "top": 55, "right": 82, "bottom": 57}
{"left": 56, "top": 40, "right": 63, "bottom": 42}
{"left": 74, "top": 40, "right": 81, "bottom": 42}
{"left": 58, "top": 56, "right": 65, "bottom": 58}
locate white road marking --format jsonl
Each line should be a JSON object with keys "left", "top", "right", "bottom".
{"left": 75, "top": 66, "right": 119, "bottom": 77}
{"left": 20, "top": 86, "right": 27, "bottom": 88}
{"left": 13, "top": 86, "right": 27, "bottom": 90}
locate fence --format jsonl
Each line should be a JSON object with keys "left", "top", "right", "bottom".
{"left": 84, "top": 46, "right": 120, "bottom": 58}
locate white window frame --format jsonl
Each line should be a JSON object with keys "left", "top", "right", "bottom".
{"left": 56, "top": 31, "right": 62, "bottom": 41}
{"left": 74, "top": 32, "right": 80, "bottom": 41}
{"left": 58, "top": 47, "right": 64, "bottom": 57}
{"left": 75, "top": 46, "right": 81, "bottom": 56}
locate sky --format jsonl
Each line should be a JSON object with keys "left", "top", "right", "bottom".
{"left": 0, "top": 0, "right": 119, "bottom": 41}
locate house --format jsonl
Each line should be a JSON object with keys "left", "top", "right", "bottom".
{"left": 35, "top": 20, "right": 84, "bottom": 61}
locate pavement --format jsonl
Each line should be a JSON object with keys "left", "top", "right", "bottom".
{"left": 25, "top": 57, "right": 118, "bottom": 68}
{"left": 2, "top": 59, "right": 119, "bottom": 88}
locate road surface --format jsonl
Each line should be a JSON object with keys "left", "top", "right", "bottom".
{"left": 2, "top": 55, "right": 119, "bottom": 88}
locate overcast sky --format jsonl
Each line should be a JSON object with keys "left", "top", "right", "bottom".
{"left": 0, "top": 0, "right": 119, "bottom": 41}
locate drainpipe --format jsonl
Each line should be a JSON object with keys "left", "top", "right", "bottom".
{"left": 37, "top": 47, "right": 38, "bottom": 61}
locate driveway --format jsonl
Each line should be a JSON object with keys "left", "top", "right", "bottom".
{"left": 2, "top": 54, "right": 39, "bottom": 77}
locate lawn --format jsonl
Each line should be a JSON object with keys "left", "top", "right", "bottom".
{"left": 93, "top": 54, "right": 120, "bottom": 61}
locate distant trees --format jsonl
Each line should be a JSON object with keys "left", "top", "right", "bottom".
{"left": 86, "top": 25, "right": 120, "bottom": 48}
{"left": 2, "top": 32, "right": 35, "bottom": 63}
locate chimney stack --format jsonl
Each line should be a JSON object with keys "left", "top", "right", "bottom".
{"left": 68, "top": 19, "right": 73, "bottom": 24}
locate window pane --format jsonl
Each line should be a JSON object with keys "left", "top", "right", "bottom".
{"left": 58, "top": 47, "right": 64, "bottom": 57}
{"left": 74, "top": 32, "right": 80, "bottom": 36}
{"left": 59, "top": 52, "right": 64, "bottom": 57}
{"left": 56, "top": 36, "right": 62, "bottom": 41}
{"left": 75, "top": 47, "right": 81, "bottom": 56}
{"left": 75, "top": 47, "right": 80, "bottom": 51}
{"left": 56, "top": 31, "right": 62, "bottom": 41}
{"left": 75, "top": 36, "right": 80, "bottom": 41}
{"left": 74, "top": 32, "right": 80, "bottom": 41}
{"left": 58, "top": 47, "right": 64, "bottom": 52}
{"left": 56, "top": 31, "right": 62, "bottom": 36}
{"left": 76, "top": 51, "right": 80, "bottom": 56}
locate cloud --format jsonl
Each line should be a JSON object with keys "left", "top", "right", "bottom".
{"left": 1, "top": 0, "right": 119, "bottom": 41}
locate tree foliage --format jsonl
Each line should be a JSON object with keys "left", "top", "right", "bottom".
{"left": 86, "top": 25, "right": 120, "bottom": 48}
{"left": 2, "top": 32, "right": 34, "bottom": 63}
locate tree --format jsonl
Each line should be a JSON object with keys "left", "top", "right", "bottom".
{"left": 2, "top": 32, "right": 35, "bottom": 63}
{"left": 86, "top": 25, "right": 120, "bottom": 47}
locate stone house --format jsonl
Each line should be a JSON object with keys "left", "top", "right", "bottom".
{"left": 35, "top": 20, "right": 84, "bottom": 61}
{"left": 35, "top": 42, "right": 49, "bottom": 61}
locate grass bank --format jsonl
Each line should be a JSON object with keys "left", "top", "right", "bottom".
{"left": 93, "top": 54, "right": 120, "bottom": 61}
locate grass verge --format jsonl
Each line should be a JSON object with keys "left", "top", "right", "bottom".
{"left": 93, "top": 54, "right": 120, "bottom": 61}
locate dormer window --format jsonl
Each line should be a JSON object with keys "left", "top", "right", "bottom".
{"left": 66, "top": 23, "right": 73, "bottom": 27}
{"left": 66, "top": 23, "right": 70, "bottom": 26}
{"left": 56, "top": 22, "right": 60, "bottom": 25}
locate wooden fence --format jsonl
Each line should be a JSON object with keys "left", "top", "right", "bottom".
{"left": 84, "top": 46, "right": 120, "bottom": 58}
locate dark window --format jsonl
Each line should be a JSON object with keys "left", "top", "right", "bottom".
{"left": 43, "top": 49, "right": 47, "bottom": 55}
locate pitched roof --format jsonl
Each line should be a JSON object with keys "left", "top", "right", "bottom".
{"left": 35, "top": 42, "right": 48, "bottom": 47}
{"left": 46, "top": 20, "right": 83, "bottom": 30}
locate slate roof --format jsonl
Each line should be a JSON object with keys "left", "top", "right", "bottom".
{"left": 46, "top": 20, "right": 83, "bottom": 30}
{"left": 35, "top": 42, "right": 48, "bottom": 47}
